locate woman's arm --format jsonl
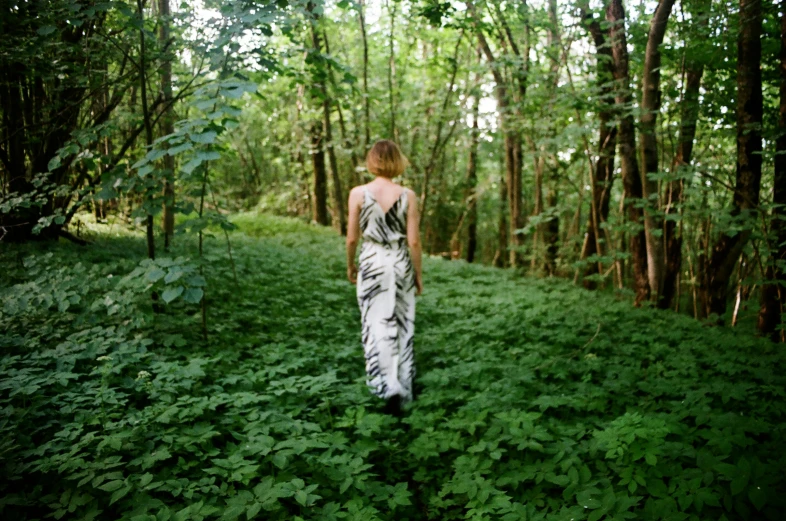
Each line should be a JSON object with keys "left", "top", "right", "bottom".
{"left": 346, "top": 187, "right": 362, "bottom": 283}
{"left": 406, "top": 189, "right": 423, "bottom": 295}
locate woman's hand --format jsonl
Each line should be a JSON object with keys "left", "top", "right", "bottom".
{"left": 348, "top": 264, "right": 358, "bottom": 284}
{"left": 415, "top": 274, "right": 423, "bottom": 296}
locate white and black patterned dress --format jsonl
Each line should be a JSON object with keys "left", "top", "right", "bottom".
{"left": 357, "top": 187, "right": 416, "bottom": 403}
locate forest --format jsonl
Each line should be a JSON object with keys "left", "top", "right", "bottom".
{"left": 1, "top": 0, "right": 786, "bottom": 520}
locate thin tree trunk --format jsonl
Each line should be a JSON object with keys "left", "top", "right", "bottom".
{"left": 311, "top": 124, "right": 329, "bottom": 225}
{"left": 578, "top": 0, "right": 617, "bottom": 287}
{"left": 323, "top": 30, "right": 360, "bottom": 188}
{"left": 494, "top": 153, "right": 509, "bottom": 268}
{"left": 137, "top": 0, "right": 155, "bottom": 260}
{"left": 306, "top": 3, "right": 329, "bottom": 226}
{"left": 466, "top": 60, "right": 481, "bottom": 263}
{"left": 359, "top": 0, "right": 371, "bottom": 149}
{"left": 387, "top": 0, "right": 397, "bottom": 141}
{"left": 531, "top": 151, "right": 544, "bottom": 270}
{"left": 700, "top": 0, "right": 762, "bottom": 320}
{"left": 543, "top": 0, "right": 561, "bottom": 276}
{"left": 310, "top": 19, "right": 345, "bottom": 234}
{"left": 469, "top": 0, "right": 526, "bottom": 267}
{"left": 159, "top": 0, "right": 175, "bottom": 249}
{"left": 640, "top": 0, "right": 676, "bottom": 302}
{"left": 758, "top": 0, "right": 786, "bottom": 341}
{"left": 608, "top": 0, "right": 649, "bottom": 304}
{"left": 661, "top": 0, "right": 708, "bottom": 309}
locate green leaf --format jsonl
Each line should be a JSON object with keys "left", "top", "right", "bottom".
{"left": 220, "top": 505, "right": 245, "bottom": 521}
{"left": 48, "top": 156, "right": 62, "bottom": 171}
{"left": 294, "top": 490, "right": 308, "bottom": 506}
{"left": 191, "top": 131, "right": 217, "bottom": 144}
{"left": 183, "top": 288, "right": 204, "bottom": 304}
{"left": 748, "top": 486, "right": 767, "bottom": 511}
{"left": 99, "top": 480, "right": 125, "bottom": 492}
{"left": 197, "top": 150, "right": 222, "bottom": 161}
{"left": 181, "top": 157, "right": 203, "bottom": 174}
{"left": 162, "top": 286, "right": 184, "bottom": 303}
{"left": 110, "top": 485, "right": 132, "bottom": 505}
{"left": 139, "top": 473, "right": 154, "bottom": 487}
{"left": 164, "top": 269, "right": 184, "bottom": 284}
{"left": 147, "top": 268, "right": 166, "bottom": 283}
{"left": 246, "top": 503, "right": 262, "bottom": 519}
{"left": 168, "top": 142, "right": 193, "bottom": 155}
{"left": 38, "top": 25, "right": 57, "bottom": 35}
{"left": 645, "top": 452, "right": 657, "bottom": 466}
{"left": 146, "top": 148, "right": 167, "bottom": 162}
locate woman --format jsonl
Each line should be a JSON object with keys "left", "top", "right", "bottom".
{"left": 346, "top": 140, "right": 423, "bottom": 415}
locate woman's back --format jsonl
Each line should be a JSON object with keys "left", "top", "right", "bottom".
{"left": 359, "top": 182, "right": 409, "bottom": 248}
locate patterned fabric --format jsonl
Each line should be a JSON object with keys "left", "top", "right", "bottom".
{"left": 357, "top": 187, "right": 416, "bottom": 403}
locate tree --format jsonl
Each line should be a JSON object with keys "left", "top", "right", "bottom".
{"left": 758, "top": 0, "right": 786, "bottom": 341}
{"left": 160, "top": 0, "right": 176, "bottom": 249}
{"left": 639, "top": 0, "right": 676, "bottom": 302}
{"left": 608, "top": 0, "right": 650, "bottom": 305}
{"left": 660, "top": 0, "right": 710, "bottom": 310}
{"left": 577, "top": 0, "right": 617, "bottom": 287}
{"left": 699, "top": 0, "right": 763, "bottom": 320}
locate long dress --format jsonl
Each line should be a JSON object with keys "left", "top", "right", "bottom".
{"left": 356, "top": 186, "right": 416, "bottom": 403}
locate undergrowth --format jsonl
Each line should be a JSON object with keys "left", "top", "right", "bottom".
{"left": 1, "top": 212, "right": 785, "bottom": 520}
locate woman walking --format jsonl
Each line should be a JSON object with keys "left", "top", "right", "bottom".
{"left": 346, "top": 140, "right": 423, "bottom": 415}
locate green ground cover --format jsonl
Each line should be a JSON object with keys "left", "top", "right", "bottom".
{"left": 1, "top": 214, "right": 785, "bottom": 520}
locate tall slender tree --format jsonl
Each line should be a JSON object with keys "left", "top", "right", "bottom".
{"left": 757, "top": 0, "right": 786, "bottom": 341}
{"left": 358, "top": 0, "right": 371, "bottom": 149}
{"left": 661, "top": 0, "right": 710, "bottom": 310}
{"left": 578, "top": 0, "right": 617, "bottom": 287}
{"left": 639, "top": 0, "right": 676, "bottom": 301}
{"left": 160, "top": 0, "right": 176, "bottom": 249}
{"left": 699, "top": 0, "right": 762, "bottom": 319}
{"left": 608, "top": 0, "right": 649, "bottom": 304}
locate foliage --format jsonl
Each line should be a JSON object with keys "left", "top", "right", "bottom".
{"left": 1, "top": 214, "right": 785, "bottom": 520}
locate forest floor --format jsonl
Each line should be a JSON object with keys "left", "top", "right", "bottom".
{"left": 1, "top": 213, "right": 785, "bottom": 521}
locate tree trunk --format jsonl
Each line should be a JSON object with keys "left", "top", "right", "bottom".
{"left": 546, "top": 188, "right": 559, "bottom": 276}
{"left": 323, "top": 30, "right": 360, "bottom": 188}
{"left": 640, "top": 0, "right": 676, "bottom": 302}
{"left": 542, "top": 0, "right": 561, "bottom": 276}
{"left": 387, "top": 0, "right": 397, "bottom": 141}
{"left": 757, "top": 1, "right": 785, "bottom": 341}
{"left": 138, "top": 0, "right": 155, "bottom": 260}
{"left": 310, "top": 19, "right": 345, "bottom": 234}
{"left": 469, "top": 0, "right": 526, "bottom": 268}
{"left": 324, "top": 102, "right": 345, "bottom": 234}
{"left": 494, "top": 154, "right": 509, "bottom": 268}
{"left": 661, "top": 0, "right": 709, "bottom": 309}
{"left": 359, "top": 0, "right": 371, "bottom": 149}
{"left": 159, "top": 0, "right": 175, "bottom": 249}
{"left": 578, "top": 1, "right": 618, "bottom": 287}
{"left": 532, "top": 152, "right": 544, "bottom": 269}
{"left": 466, "top": 65, "right": 480, "bottom": 263}
{"left": 700, "top": 0, "right": 762, "bottom": 320}
{"left": 608, "top": 0, "right": 649, "bottom": 304}
{"left": 311, "top": 124, "right": 329, "bottom": 225}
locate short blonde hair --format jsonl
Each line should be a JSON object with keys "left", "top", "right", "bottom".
{"left": 366, "top": 140, "right": 409, "bottom": 178}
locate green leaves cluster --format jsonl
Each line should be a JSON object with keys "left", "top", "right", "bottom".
{"left": 1, "top": 213, "right": 785, "bottom": 520}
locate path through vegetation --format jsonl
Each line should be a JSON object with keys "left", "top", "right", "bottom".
{"left": 1, "top": 215, "right": 785, "bottom": 520}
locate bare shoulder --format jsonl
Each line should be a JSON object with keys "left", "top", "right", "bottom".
{"left": 349, "top": 185, "right": 367, "bottom": 199}
{"left": 405, "top": 188, "right": 418, "bottom": 205}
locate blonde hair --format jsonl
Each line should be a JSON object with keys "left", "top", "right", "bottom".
{"left": 365, "top": 140, "right": 409, "bottom": 178}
